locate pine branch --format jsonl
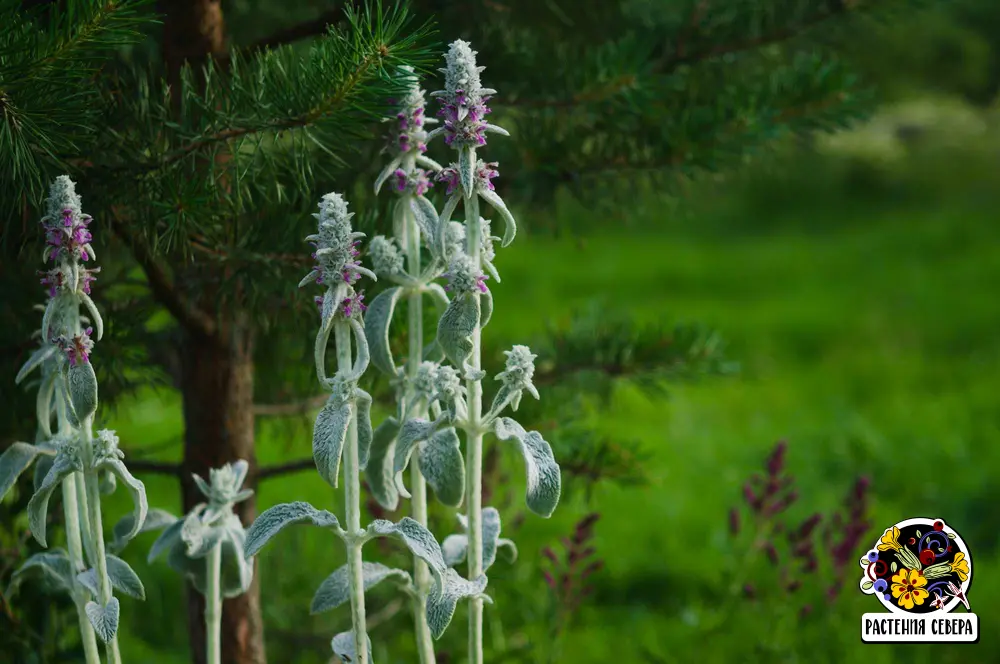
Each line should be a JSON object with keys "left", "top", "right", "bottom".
{"left": 240, "top": 8, "right": 344, "bottom": 53}
{"left": 256, "top": 458, "right": 314, "bottom": 481}
{"left": 107, "top": 207, "right": 219, "bottom": 340}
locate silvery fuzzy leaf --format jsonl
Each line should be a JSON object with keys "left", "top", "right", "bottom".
{"left": 416, "top": 155, "right": 443, "bottom": 172}
{"left": 33, "top": 450, "right": 55, "bottom": 492}
{"left": 426, "top": 568, "right": 490, "bottom": 639}
{"left": 148, "top": 518, "right": 185, "bottom": 563}
{"left": 79, "top": 293, "right": 104, "bottom": 341}
{"left": 106, "top": 554, "right": 145, "bottom": 599}
{"left": 98, "top": 468, "right": 117, "bottom": 495}
{"left": 192, "top": 473, "right": 211, "bottom": 500}
{"left": 410, "top": 195, "right": 439, "bottom": 242}
{"left": 1, "top": 442, "right": 45, "bottom": 501}
{"left": 350, "top": 319, "right": 371, "bottom": 378}
{"left": 313, "top": 396, "right": 351, "bottom": 489}
{"left": 27, "top": 448, "right": 82, "bottom": 546}
{"left": 481, "top": 287, "right": 493, "bottom": 328}
{"left": 66, "top": 361, "right": 98, "bottom": 424}
{"left": 440, "top": 508, "right": 517, "bottom": 571}
{"left": 331, "top": 630, "right": 372, "bottom": 664}
{"left": 417, "top": 428, "right": 465, "bottom": 508}
{"left": 458, "top": 146, "right": 475, "bottom": 199}
{"left": 423, "top": 340, "right": 444, "bottom": 363}
{"left": 76, "top": 568, "right": 100, "bottom": 597}
{"left": 109, "top": 508, "right": 177, "bottom": 555}
{"left": 36, "top": 371, "right": 58, "bottom": 437}
{"left": 41, "top": 294, "right": 64, "bottom": 342}
{"left": 483, "top": 258, "right": 500, "bottom": 284}
{"left": 311, "top": 562, "right": 412, "bottom": 614}
{"left": 78, "top": 555, "right": 146, "bottom": 600}
{"left": 483, "top": 123, "right": 509, "bottom": 137}
{"left": 365, "top": 417, "right": 400, "bottom": 510}
{"left": 6, "top": 549, "right": 74, "bottom": 597}
{"left": 356, "top": 389, "right": 374, "bottom": 471}
{"left": 314, "top": 287, "right": 342, "bottom": 384}
{"left": 363, "top": 287, "right": 402, "bottom": 376}
{"left": 492, "top": 418, "right": 562, "bottom": 518}
{"left": 424, "top": 282, "right": 450, "bottom": 310}
{"left": 436, "top": 292, "right": 480, "bottom": 368}
{"left": 244, "top": 502, "right": 341, "bottom": 558}
{"left": 374, "top": 155, "right": 403, "bottom": 194}
{"left": 437, "top": 194, "right": 461, "bottom": 256}
{"left": 15, "top": 344, "right": 58, "bottom": 385}
{"left": 477, "top": 188, "right": 517, "bottom": 248}
{"left": 219, "top": 523, "right": 254, "bottom": 598}
{"left": 393, "top": 418, "right": 441, "bottom": 476}
{"left": 85, "top": 598, "right": 120, "bottom": 643}
{"left": 181, "top": 511, "right": 228, "bottom": 559}
{"left": 365, "top": 518, "right": 447, "bottom": 585}
{"left": 96, "top": 459, "right": 148, "bottom": 543}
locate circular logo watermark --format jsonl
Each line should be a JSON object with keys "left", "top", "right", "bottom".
{"left": 859, "top": 517, "right": 977, "bottom": 643}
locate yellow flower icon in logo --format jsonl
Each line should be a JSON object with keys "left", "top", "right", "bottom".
{"left": 878, "top": 526, "right": 902, "bottom": 552}
{"left": 949, "top": 552, "right": 970, "bottom": 582}
{"left": 891, "top": 568, "right": 929, "bottom": 610}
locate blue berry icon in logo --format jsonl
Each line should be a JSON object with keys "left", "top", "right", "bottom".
{"left": 867, "top": 551, "right": 879, "bottom": 563}
{"left": 874, "top": 579, "right": 887, "bottom": 593}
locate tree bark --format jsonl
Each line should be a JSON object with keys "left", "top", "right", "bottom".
{"left": 157, "top": 2, "right": 265, "bottom": 662}
{"left": 179, "top": 324, "right": 266, "bottom": 664}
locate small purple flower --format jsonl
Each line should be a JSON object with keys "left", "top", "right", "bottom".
{"left": 65, "top": 327, "right": 95, "bottom": 366}
{"left": 341, "top": 292, "right": 367, "bottom": 317}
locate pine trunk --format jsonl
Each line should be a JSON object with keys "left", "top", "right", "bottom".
{"left": 156, "top": 2, "right": 266, "bottom": 661}
{"left": 179, "top": 325, "right": 266, "bottom": 664}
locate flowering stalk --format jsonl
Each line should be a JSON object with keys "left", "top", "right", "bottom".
{"left": 246, "top": 192, "right": 469, "bottom": 664}
{"left": 425, "top": 40, "right": 560, "bottom": 664}
{"left": 4, "top": 177, "right": 149, "bottom": 664}
{"left": 370, "top": 67, "right": 442, "bottom": 664}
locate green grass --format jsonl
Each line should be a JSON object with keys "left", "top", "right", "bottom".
{"left": 97, "top": 151, "right": 1000, "bottom": 662}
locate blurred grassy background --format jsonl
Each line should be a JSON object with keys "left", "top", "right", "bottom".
{"left": 81, "top": 96, "right": 1000, "bottom": 662}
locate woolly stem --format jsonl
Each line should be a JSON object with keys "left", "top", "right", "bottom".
{"left": 336, "top": 321, "right": 369, "bottom": 664}
{"left": 55, "top": 383, "right": 101, "bottom": 664}
{"left": 82, "top": 419, "right": 122, "bottom": 664}
{"left": 205, "top": 541, "right": 223, "bottom": 664}
{"left": 464, "top": 191, "right": 485, "bottom": 664}
{"left": 63, "top": 475, "right": 102, "bottom": 664}
{"left": 403, "top": 192, "right": 437, "bottom": 664}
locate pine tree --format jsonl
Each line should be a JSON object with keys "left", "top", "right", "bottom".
{"left": 1, "top": 0, "right": 937, "bottom": 662}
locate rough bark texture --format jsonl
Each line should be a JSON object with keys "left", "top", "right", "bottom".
{"left": 158, "top": 1, "right": 265, "bottom": 663}
{"left": 179, "top": 325, "right": 266, "bottom": 664}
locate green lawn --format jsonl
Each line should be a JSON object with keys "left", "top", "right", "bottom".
{"left": 102, "top": 171, "right": 1000, "bottom": 662}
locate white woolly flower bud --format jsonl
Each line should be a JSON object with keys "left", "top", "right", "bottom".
{"left": 444, "top": 252, "right": 488, "bottom": 294}
{"left": 92, "top": 429, "right": 124, "bottom": 464}
{"left": 428, "top": 40, "right": 507, "bottom": 149}
{"left": 193, "top": 460, "right": 253, "bottom": 508}
{"left": 497, "top": 345, "right": 538, "bottom": 394}
{"left": 412, "top": 361, "right": 440, "bottom": 402}
{"left": 368, "top": 235, "right": 405, "bottom": 276}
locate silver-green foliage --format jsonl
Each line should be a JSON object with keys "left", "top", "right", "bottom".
{"left": 2, "top": 177, "right": 149, "bottom": 663}
{"left": 244, "top": 192, "right": 486, "bottom": 664}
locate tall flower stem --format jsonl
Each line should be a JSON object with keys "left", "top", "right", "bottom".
{"left": 55, "top": 388, "right": 101, "bottom": 664}
{"left": 81, "top": 419, "right": 122, "bottom": 664}
{"left": 63, "top": 474, "right": 102, "bottom": 664}
{"left": 205, "top": 541, "right": 223, "bottom": 664}
{"left": 336, "top": 321, "right": 370, "bottom": 664}
{"left": 404, "top": 188, "right": 438, "bottom": 663}
{"left": 463, "top": 193, "right": 485, "bottom": 664}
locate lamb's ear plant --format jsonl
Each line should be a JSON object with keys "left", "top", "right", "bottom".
{"left": 244, "top": 192, "right": 487, "bottom": 664}
{"left": 143, "top": 461, "right": 254, "bottom": 664}
{"left": 378, "top": 40, "right": 562, "bottom": 664}
{"left": 365, "top": 64, "right": 475, "bottom": 664}
{"left": 1, "top": 176, "right": 149, "bottom": 664}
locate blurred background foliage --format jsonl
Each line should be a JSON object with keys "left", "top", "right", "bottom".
{"left": 3, "top": 0, "right": 1000, "bottom": 662}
